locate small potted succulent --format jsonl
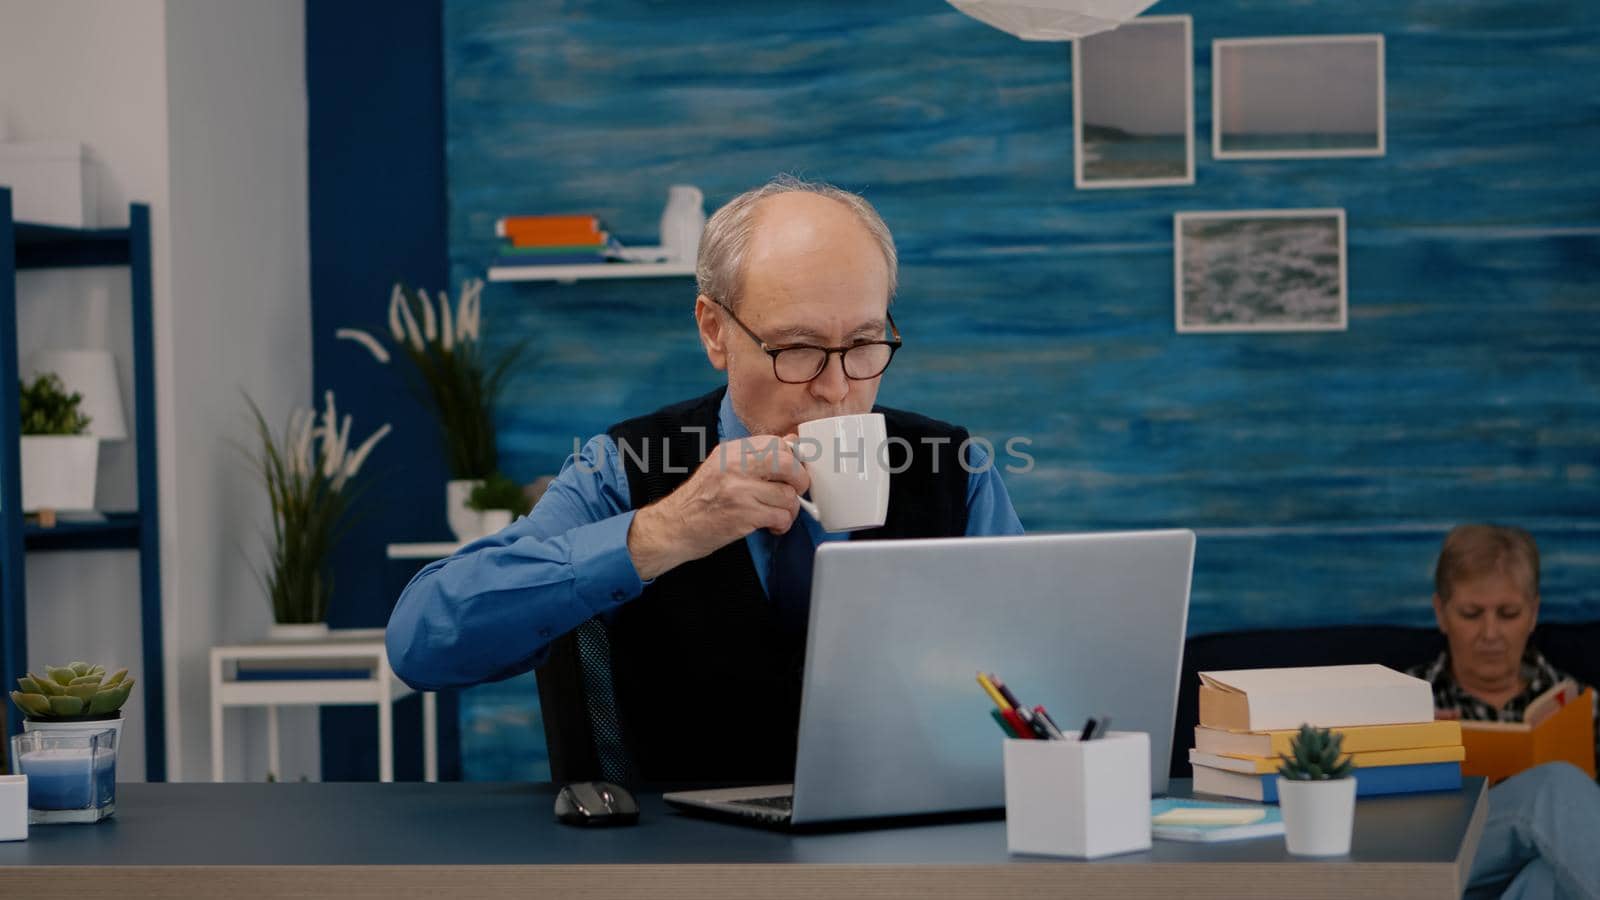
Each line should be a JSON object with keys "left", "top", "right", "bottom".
{"left": 9, "top": 663, "right": 132, "bottom": 823}
{"left": 10, "top": 663, "right": 134, "bottom": 746}
{"left": 1276, "top": 723, "right": 1357, "bottom": 856}
{"left": 18, "top": 373, "right": 98, "bottom": 524}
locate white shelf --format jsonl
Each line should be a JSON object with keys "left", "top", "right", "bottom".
{"left": 487, "top": 261, "right": 696, "bottom": 283}
{"left": 387, "top": 541, "right": 463, "bottom": 560}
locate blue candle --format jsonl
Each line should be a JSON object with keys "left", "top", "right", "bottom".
{"left": 19, "top": 750, "right": 116, "bottom": 811}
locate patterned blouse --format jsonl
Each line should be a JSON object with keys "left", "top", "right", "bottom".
{"left": 1407, "top": 648, "right": 1600, "bottom": 756}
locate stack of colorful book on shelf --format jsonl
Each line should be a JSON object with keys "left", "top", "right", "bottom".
{"left": 1189, "top": 664, "right": 1466, "bottom": 802}
{"left": 491, "top": 214, "right": 623, "bottom": 268}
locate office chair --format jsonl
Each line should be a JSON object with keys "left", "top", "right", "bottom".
{"left": 535, "top": 617, "right": 637, "bottom": 786}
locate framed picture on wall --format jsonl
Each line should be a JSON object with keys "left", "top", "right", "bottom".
{"left": 1174, "top": 209, "right": 1348, "bottom": 333}
{"left": 1212, "top": 35, "right": 1385, "bottom": 159}
{"left": 1073, "top": 15, "right": 1194, "bottom": 189}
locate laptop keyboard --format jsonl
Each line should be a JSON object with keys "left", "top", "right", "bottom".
{"left": 729, "top": 795, "right": 793, "bottom": 819}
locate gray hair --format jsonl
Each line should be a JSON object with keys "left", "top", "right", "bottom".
{"left": 695, "top": 174, "right": 898, "bottom": 310}
{"left": 1434, "top": 523, "right": 1541, "bottom": 603}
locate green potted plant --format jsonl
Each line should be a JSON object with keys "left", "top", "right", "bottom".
{"left": 1276, "top": 723, "right": 1358, "bottom": 855}
{"left": 335, "top": 279, "right": 527, "bottom": 541}
{"left": 464, "top": 472, "right": 534, "bottom": 538}
{"left": 18, "top": 372, "right": 96, "bottom": 524}
{"left": 247, "top": 391, "right": 390, "bottom": 639}
{"left": 10, "top": 662, "right": 133, "bottom": 746}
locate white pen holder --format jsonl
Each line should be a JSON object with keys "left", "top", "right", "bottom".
{"left": 1003, "top": 731, "right": 1151, "bottom": 859}
{"left": 0, "top": 775, "right": 26, "bottom": 841}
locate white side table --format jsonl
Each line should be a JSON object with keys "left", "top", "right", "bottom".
{"left": 209, "top": 628, "right": 436, "bottom": 783}
{"left": 386, "top": 541, "right": 464, "bottom": 560}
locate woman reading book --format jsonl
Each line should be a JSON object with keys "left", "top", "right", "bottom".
{"left": 1408, "top": 523, "right": 1600, "bottom": 900}
{"left": 1408, "top": 523, "right": 1598, "bottom": 759}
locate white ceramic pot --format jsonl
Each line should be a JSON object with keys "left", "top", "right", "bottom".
{"left": 477, "top": 509, "right": 513, "bottom": 535}
{"left": 1277, "top": 776, "right": 1357, "bottom": 856}
{"left": 659, "top": 185, "right": 705, "bottom": 263}
{"left": 24, "top": 714, "right": 125, "bottom": 754}
{"left": 446, "top": 479, "right": 485, "bottom": 541}
{"left": 19, "top": 435, "right": 98, "bottom": 512}
{"left": 267, "top": 622, "right": 330, "bottom": 641}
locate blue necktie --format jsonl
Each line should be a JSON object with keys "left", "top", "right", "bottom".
{"left": 769, "top": 519, "right": 816, "bottom": 638}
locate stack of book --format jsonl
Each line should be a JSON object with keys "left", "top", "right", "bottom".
{"left": 1189, "top": 664, "right": 1466, "bottom": 802}
{"left": 491, "top": 214, "right": 622, "bottom": 268}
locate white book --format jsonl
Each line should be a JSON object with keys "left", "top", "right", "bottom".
{"left": 1199, "top": 664, "right": 1435, "bottom": 732}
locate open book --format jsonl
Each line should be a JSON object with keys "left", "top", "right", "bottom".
{"left": 1456, "top": 681, "right": 1596, "bottom": 781}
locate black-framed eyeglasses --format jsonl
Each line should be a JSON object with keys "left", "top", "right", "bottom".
{"left": 712, "top": 299, "right": 902, "bottom": 384}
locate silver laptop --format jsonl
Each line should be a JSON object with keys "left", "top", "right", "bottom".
{"left": 665, "top": 529, "right": 1195, "bottom": 827}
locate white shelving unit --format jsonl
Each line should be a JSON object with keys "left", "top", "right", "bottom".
{"left": 387, "top": 542, "right": 463, "bottom": 561}
{"left": 486, "top": 261, "right": 695, "bottom": 284}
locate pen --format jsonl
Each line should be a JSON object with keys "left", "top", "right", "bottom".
{"left": 990, "top": 708, "right": 1019, "bottom": 738}
{"left": 1001, "top": 707, "right": 1036, "bottom": 738}
{"left": 1015, "top": 704, "right": 1053, "bottom": 740}
{"left": 976, "top": 671, "right": 1011, "bottom": 711}
{"left": 1079, "top": 717, "right": 1097, "bottom": 741}
{"left": 988, "top": 673, "right": 1023, "bottom": 711}
{"left": 1031, "top": 706, "right": 1066, "bottom": 740}
{"left": 1092, "top": 716, "right": 1112, "bottom": 739}
{"left": 1032, "top": 705, "right": 1064, "bottom": 737}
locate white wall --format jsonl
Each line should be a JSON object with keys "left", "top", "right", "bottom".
{"left": 2, "top": 0, "right": 172, "bottom": 785}
{"left": 163, "top": 0, "right": 315, "bottom": 783}
{"left": 1, "top": 0, "right": 314, "bottom": 782}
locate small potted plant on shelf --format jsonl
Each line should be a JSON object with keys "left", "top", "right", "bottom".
{"left": 247, "top": 391, "right": 390, "bottom": 640}
{"left": 8, "top": 662, "right": 133, "bottom": 824}
{"left": 464, "top": 472, "right": 534, "bottom": 539}
{"left": 18, "top": 373, "right": 96, "bottom": 527}
{"left": 1276, "top": 723, "right": 1358, "bottom": 856}
{"left": 334, "top": 279, "right": 528, "bottom": 541}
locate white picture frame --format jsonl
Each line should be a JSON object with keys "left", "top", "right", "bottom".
{"left": 1212, "top": 34, "right": 1385, "bottom": 160}
{"left": 1174, "top": 209, "right": 1348, "bottom": 333}
{"left": 1073, "top": 15, "right": 1195, "bottom": 189}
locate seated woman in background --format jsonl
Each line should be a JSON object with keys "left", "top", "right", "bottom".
{"left": 1409, "top": 523, "right": 1598, "bottom": 756}
{"left": 1410, "top": 524, "right": 1600, "bottom": 900}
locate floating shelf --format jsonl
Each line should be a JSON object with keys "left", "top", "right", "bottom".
{"left": 487, "top": 261, "right": 695, "bottom": 283}
{"left": 13, "top": 222, "right": 133, "bottom": 269}
{"left": 23, "top": 511, "right": 142, "bottom": 551}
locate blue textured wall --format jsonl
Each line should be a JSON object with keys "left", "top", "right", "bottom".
{"left": 441, "top": 0, "right": 1600, "bottom": 776}
{"left": 308, "top": 0, "right": 459, "bottom": 781}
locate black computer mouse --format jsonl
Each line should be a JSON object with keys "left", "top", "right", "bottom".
{"left": 554, "top": 780, "right": 640, "bottom": 827}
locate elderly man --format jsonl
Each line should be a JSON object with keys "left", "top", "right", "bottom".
{"left": 1407, "top": 524, "right": 1600, "bottom": 900}
{"left": 387, "top": 176, "right": 1022, "bottom": 784}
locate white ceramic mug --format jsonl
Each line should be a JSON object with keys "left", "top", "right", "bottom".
{"left": 787, "top": 412, "right": 890, "bottom": 533}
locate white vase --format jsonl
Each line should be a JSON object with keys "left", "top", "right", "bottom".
{"left": 1277, "top": 776, "right": 1357, "bottom": 856}
{"left": 659, "top": 185, "right": 705, "bottom": 263}
{"left": 19, "top": 435, "right": 98, "bottom": 512}
{"left": 478, "top": 509, "right": 513, "bottom": 535}
{"left": 267, "top": 622, "right": 330, "bottom": 641}
{"left": 447, "top": 479, "right": 485, "bottom": 541}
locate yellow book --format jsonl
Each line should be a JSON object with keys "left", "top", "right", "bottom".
{"left": 1194, "top": 720, "right": 1463, "bottom": 758}
{"left": 1460, "top": 686, "right": 1596, "bottom": 782}
{"left": 1190, "top": 743, "right": 1465, "bottom": 775}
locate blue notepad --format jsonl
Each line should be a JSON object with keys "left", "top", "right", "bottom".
{"left": 1151, "top": 798, "right": 1284, "bottom": 842}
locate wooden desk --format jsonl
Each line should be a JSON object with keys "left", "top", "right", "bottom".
{"left": 0, "top": 779, "right": 1487, "bottom": 898}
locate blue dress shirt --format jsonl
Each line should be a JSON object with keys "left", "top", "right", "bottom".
{"left": 386, "top": 392, "right": 1024, "bottom": 691}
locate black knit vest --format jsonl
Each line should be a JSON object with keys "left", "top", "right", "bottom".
{"left": 594, "top": 387, "right": 969, "bottom": 785}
